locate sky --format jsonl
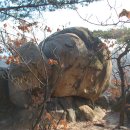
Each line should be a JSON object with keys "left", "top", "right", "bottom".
{"left": 1, "top": 0, "right": 130, "bottom": 42}
{"left": 40, "top": 0, "right": 130, "bottom": 31}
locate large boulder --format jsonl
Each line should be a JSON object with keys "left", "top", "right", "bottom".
{"left": 40, "top": 27, "right": 112, "bottom": 102}
{"left": 8, "top": 27, "right": 112, "bottom": 108}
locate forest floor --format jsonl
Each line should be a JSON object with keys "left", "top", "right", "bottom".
{"left": 58, "top": 110, "right": 130, "bottom": 130}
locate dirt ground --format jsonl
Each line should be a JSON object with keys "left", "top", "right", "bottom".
{"left": 58, "top": 111, "right": 130, "bottom": 130}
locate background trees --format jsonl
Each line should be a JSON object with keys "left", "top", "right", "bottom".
{"left": 93, "top": 28, "right": 130, "bottom": 126}
{"left": 93, "top": 28, "right": 130, "bottom": 41}
{"left": 0, "top": 0, "right": 100, "bottom": 20}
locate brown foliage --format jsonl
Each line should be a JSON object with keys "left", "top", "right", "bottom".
{"left": 6, "top": 55, "right": 20, "bottom": 64}
{"left": 48, "top": 58, "right": 58, "bottom": 65}
{"left": 119, "top": 9, "right": 130, "bottom": 19}
{"left": 98, "top": 43, "right": 108, "bottom": 50}
{"left": 109, "top": 87, "right": 121, "bottom": 99}
{"left": 40, "top": 112, "right": 67, "bottom": 130}
{"left": 18, "top": 22, "right": 38, "bottom": 32}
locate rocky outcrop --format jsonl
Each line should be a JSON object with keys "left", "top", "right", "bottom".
{"left": 0, "top": 27, "right": 112, "bottom": 130}
{"left": 0, "top": 67, "right": 8, "bottom": 105}
{"left": 40, "top": 27, "right": 112, "bottom": 101}
{"left": 8, "top": 43, "right": 51, "bottom": 108}
{"left": 0, "top": 67, "right": 16, "bottom": 130}
{"left": 7, "top": 27, "right": 112, "bottom": 108}
{"left": 0, "top": 107, "right": 38, "bottom": 130}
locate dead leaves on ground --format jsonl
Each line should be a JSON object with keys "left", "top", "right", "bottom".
{"left": 41, "top": 112, "right": 67, "bottom": 130}
{"left": 85, "top": 120, "right": 106, "bottom": 129}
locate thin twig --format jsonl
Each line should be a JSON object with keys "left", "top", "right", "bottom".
{"left": 1, "top": 31, "right": 45, "bottom": 86}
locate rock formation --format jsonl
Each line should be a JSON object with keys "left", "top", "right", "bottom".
{"left": 40, "top": 27, "right": 112, "bottom": 101}
{"left": 8, "top": 27, "right": 112, "bottom": 108}
{"left": 8, "top": 43, "right": 51, "bottom": 108}
{"left": 0, "top": 67, "right": 8, "bottom": 103}
{"left": 0, "top": 27, "right": 112, "bottom": 130}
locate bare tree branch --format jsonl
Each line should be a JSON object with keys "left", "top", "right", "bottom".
{"left": 0, "top": 0, "right": 94, "bottom": 12}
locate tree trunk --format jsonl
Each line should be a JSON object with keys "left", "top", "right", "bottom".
{"left": 117, "top": 45, "right": 129, "bottom": 126}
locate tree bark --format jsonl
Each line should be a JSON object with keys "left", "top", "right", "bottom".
{"left": 117, "top": 45, "right": 129, "bottom": 126}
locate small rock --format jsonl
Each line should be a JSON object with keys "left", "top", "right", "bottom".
{"left": 79, "top": 105, "right": 95, "bottom": 121}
